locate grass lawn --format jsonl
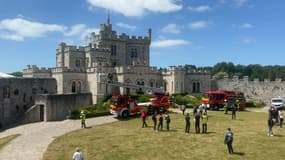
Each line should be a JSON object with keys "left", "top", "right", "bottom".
{"left": 43, "top": 110, "right": 285, "bottom": 160}
{"left": 0, "top": 134, "right": 20, "bottom": 150}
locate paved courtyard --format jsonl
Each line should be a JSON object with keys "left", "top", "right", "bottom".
{"left": 0, "top": 115, "right": 118, "bottom": 160}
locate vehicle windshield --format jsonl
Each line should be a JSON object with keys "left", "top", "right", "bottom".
{"left": 272, "top": 99, "right": 282, "bottom": 103}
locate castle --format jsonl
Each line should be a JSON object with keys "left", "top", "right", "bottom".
{"left": 1, "top": 19, "right": 285, "bottom": 128}
{"left": 22, "top": 20, "right": 211, "bottom": 104}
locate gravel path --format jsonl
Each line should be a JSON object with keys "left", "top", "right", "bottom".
{"left": 0, "top": 115, "right": 118, "bottom": 160}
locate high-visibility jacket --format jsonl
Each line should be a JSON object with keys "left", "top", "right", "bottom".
{"left": 201, "top": 115, "right": 208, "bottom": 124}
{"left": 80, "top": 113, "right": 86, "bottom": 121}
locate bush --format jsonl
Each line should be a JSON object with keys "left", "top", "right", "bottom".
{"left": 246, "top": 99, "right": 266, "bottom": 108}
{"left": 174, "top": 94, "right": 201, "bottom": 108}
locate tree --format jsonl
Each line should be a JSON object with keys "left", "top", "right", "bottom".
{"left": 9, "top": 71, "right": 23, "bottom": 77}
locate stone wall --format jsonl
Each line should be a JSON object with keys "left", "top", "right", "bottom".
{"left": 0, "top": 78, "right": 56, "bottom": 128}
{"left": 35, "top": 93, "right": 92, "bottom": 121}
{"left": 215, "top": 76, "right": 285, "bottom": 105}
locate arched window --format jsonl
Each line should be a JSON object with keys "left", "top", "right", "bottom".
{"left": 196, "top": 82, "right": 200, "bottom": 93}
{"left": 75, "top": 60, "right": 81, "bottom": 67}
{"left": 3, "top": 86, "right": 10, "bottom": 98}
{"left": 72, "top": 81, "right": 76, "bottom": 93}
{"left": 192, "top": 82, "right": 196, "bottom": 93}
{"left": 150, "top": 81, "right": 154, "bottom": 87}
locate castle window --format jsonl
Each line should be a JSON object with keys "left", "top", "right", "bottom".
{"left": 192, "top": 82, "right": 196, "bottom": 93}
{"left": 14, "top": 89, "right": 19, "bottom": 95}
{"left": 75, "top": 60, "right": 81, "bottom": 67}
{"left": 72, "top": 81, "right": 76, "bottom": 93}
{"left": 3, "top": 86, "right": 10, "bottom": 98}
{"left": 131, "top": 48, "right": 137, "bottom": 58}
{"left": 192, "top": 82, "right": 200, "bottom": 93}
{"left": 111, "top": 45, "right": 117, "bottom": 56}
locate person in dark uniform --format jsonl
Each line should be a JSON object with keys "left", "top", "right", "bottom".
{"left": 185, "top": 113, "right": 191, "bottom": 133}
{"left": 157, "top": 113, "right": 163, "bottom": 131}
{"left": 152, "top": 112, "right": 157, "bottom": 131}
{"left": 195, "top": 113, "right": 200, "bottom": 134}
{"left": 232, "top": 104, "right": 237, "bottom": 120}
{"left": 165, "top": 113, "right": 171, "bottom": 131}
{"left": 193, "top": 106, "right": 198, "bottom": 116}
{"left": 224, "top": 128, "right": 234, "bottom": 154}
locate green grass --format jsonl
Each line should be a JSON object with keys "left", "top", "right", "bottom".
{"left": 43, "top": 110, "right": 285, "bottom": 160}
{"left": 0, "top": 134, "right": 20, "bottom": 150}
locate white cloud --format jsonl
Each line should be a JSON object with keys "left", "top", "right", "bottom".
{"left": 161, "top": 24, "right": 181, "bottom": 34}
{"left": 152, "top": 39, "right": 189, "bottom": 48}
{"left": 116, "top": 22, "right": 137, "bottom": 31}
{"left": 64, "top": 24, "right": 99, "bottom": 43}
{"left": 0, "top": 18, "right": 66, "bottom": 41}
{"left": 233, "top": 0, "right": 248, "bottom": 7}
{"left": 240, "top": 23, "right": 253, "bottom": 29}
{"left": 86, "top": 0, "right": 182, "bottom": 17}
{"left": 242, "top": 37, "right": 256, "bottom": 44}
{"left": 188, "top": 21, "right": 210, "bottom": 30}
{"left": 188, "top": 5, "right": 212, "bottom": 12}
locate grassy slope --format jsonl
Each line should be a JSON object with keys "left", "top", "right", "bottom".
{"left": 0, "top": 134, "right": 20, "bottom": 150}
{"left": 43, "top": 110, "right": 285, "bottom": 160}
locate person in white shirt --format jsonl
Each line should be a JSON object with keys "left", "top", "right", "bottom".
{"left": 73, "top": 147, "right": 83, "bottom": 160}
{"left": 279, "top": 110, "right": 284, "bottom": 128}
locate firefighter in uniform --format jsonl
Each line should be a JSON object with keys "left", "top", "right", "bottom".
{"left": 224, "top": 99, "right": 228, "bottom": 114}
{"left": 80, "top": 110, "right": 86, "bottom": 128}
{"left": 201, "top": 112, "right": 208, "bottom": 134}
{"left": 185, "top": 113, "right": 191, "bottom": 133}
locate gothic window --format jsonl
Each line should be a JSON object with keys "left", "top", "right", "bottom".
{"left": 14, "top": 89, "right": 19, "bottom": 95}
{"left": 111, "top": 45, "right": 117, "bottom": 56}
{"left": 72, "top": 81, "right": 76, "bottom": 93}
{"left": 77, "top": 81, "right": 82, "bottom": 93}
{"left": 131, "top": 48, "right": 138, "bottom": 58}
{"left": 196, "top": 82, "right": 200, "bottom": 93}
{"left": 192, "top": 82, "right": 196, "bottom": 93}
{"left": 75, "top": 60, "right": 81, "bottom": 67}
{"left": 150, "top": 81, "right": 154, "bottom": 87}
{"left": 3, "top": 86, "right": 10, "bottom": 98}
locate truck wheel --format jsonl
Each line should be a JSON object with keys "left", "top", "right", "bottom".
{"left": 122, "top": 110, "right": 129, "bottom": 118}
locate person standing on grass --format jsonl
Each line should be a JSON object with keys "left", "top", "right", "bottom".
{"left": 80, "top": 111, "right": 86, "bottom": 128}
{"left": 224, "top": 128, "right": 234, "bottom": 154}
{"left": 201, "top": 112, "right": 208, "bottom": 134}
{"left": 73, "top": 147, "right": 83, "bottom": 160}
{"left": 232, "top": 104, "right": 237, "bottom": 120}
{"left": 194, "top": 113, "right": 200, "bottom": 134}
{"left": 141, "top": 110, "right": 148, "bottom": 128}
{"left": 152, "top": 112, "right": 157, "bottom": 131}
{"left": 157, "top": 113, "right": 163, "bottom": 131}
{"left": 165, "top": 113, "right": 171, "bottom": 131}
{"left": 224, "top": 99, "right": 228, "bottom": 114}
{"left": 268, "top": 117, "right": 274, "bottom": 136}
{"left": 181, "top": 104, "right": 186, "bottom": 115}
{"left": 279, "top": 110, "right": 284, "bottom": 128}
{"left": 185, "top": 113, "right": 191, "bottom": 133}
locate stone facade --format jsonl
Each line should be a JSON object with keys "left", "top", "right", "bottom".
{"left": 215, "top": 76, "right": 285, "bottom": 105}
{"left": 0, "top": 78, "right": 57, "bottom": 128}
{"left": 23, "top": 21, "right": 211, "bottom": 103}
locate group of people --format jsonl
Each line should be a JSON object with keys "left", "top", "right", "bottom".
{"left": 142, "top": 110, "right": 171, "bottom": 132}
{"left": 268, "top": 105, "right": 284, "bottom": 136}
{"left": 184, "top": 105, "right": 209, "bottom": 134}
{"left": 224, "top": 99, "right": 239, "bottom": 120}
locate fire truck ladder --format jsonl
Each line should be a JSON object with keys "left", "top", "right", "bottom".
{"left": 105, "top": 80, "right": 164, "bottom": 93}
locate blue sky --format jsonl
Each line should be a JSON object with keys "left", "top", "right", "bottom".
{"left": 0, "top": 0, "right": 284, "bottom": 73}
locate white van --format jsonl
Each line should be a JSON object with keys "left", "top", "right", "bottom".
{"left": 271, "top": 97, "right": 283, "bottom": 110}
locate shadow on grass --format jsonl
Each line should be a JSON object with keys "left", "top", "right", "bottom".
{"left": 273, "top": 134, "right": 283, "bottom": 137}
{"left": 233, "top": 152, "right": 245, "bottom": 156}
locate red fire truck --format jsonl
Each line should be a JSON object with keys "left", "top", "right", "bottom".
{"left": 203, "top": 90, "right": 246, "bottom": 110}
{"left": 109, "top": 92, "right": 171, "bottom": 118}
{"left": 109, "top": 95, "right": 146, "bottom": 118}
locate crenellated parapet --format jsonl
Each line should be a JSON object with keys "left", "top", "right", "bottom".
{"left": 51, "top": 67, "right": 86, "bottom": 73}
{"left": 23, "top": 65, "right": 51, "bottom": 74}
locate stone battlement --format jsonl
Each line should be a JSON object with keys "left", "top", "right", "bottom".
{"left": 221, "top": 76, "right": 283, "bottom": 83}
{"left": 51, "top": 67, "right": 86, "bottom": 73}
{"left": 23, "top": 65, "right": 51, "bottom": 74}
